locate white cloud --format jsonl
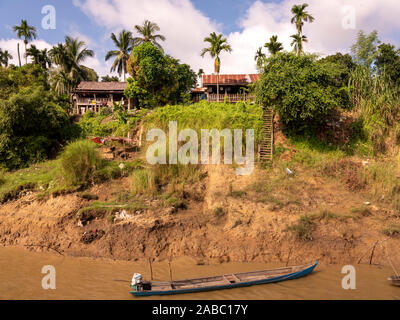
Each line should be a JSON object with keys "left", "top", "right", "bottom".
{"left": 0, "top": 39, "right": 53, "bottom": 65}
{"left": 73, "top": 0, "right": 400, "bottom": 77}
{"left": 73, "top": 0, "right": 221, "bottom": 74}
{"left": 0, "top": 37, "right": 109, "bottom": 78}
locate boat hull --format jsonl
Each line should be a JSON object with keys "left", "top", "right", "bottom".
{"left": 130, "top": 261, "right": 318, "bottom": 297}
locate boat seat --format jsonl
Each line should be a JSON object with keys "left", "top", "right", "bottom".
{"left": 223, "top": 274, "right": 240, "bottom": 284}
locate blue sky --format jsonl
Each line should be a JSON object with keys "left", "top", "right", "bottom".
{"left": 1, "top": 0, "right": 400, "bottom": 77}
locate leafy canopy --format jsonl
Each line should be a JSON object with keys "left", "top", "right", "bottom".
{"left": 256, "top": 53, "right": 344, "bottom": 133}
{"left": 125, "top": 43, "right": 196, "bottom": 108}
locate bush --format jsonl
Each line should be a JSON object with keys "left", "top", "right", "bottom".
{"left": 0, "top": 86, "right": 76, "bottom": 170}
{"left": 58, "top": 140, "right": 103, "bottom": 186}
{"left": 255, "top": 53, "right": 343, "bottom": 133}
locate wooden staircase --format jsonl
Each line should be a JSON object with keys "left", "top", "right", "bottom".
{"left": 259, "top": 107, "right": 274, "bottom": 163}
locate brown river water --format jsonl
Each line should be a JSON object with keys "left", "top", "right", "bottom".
{"left": 0, "top": 246, "right": 399, "bottom": 300}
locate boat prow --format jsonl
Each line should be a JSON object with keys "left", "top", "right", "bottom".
{"left": 388, "top": 275, "right": 400, "bottom": 287}
{"left": 130, "top": 261, "right": 319, "bottom": 297}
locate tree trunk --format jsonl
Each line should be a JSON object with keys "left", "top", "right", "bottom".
{"left": 217, "top": 72, "right": 220, "bottom": 103}
{"left": 24, "top": 41, "right": 27, "bottom": 65}
{"left": 17, "top": 43, "right": 21, "bottom": 67}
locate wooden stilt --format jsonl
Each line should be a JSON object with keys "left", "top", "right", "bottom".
{"left": 148, "top": 258, "right": 153, "bottom": 281}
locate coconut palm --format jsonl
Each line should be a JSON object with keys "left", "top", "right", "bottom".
{"left": 264, "top": 35, "right": 283, "bottom": 55}
{"left": 290, "top": 34, "right": 308, "bottom": 56}
{"left": 49, "top": 36, "right": 95, "bottom": 94}
{"left": 201, "top": 32, "right": 232, "bottom": 102}
{"left": 25, "top": 45, "right": 51, "bottom": 69}
{"left": 254, "top": 47, "right": 266, "bottom": 69}
{"left": 13, "top": 19, "right": 37, "bottom": 65}
{"left": 197, "top": 68, "right": 205, "bottom": 86}
{"left": 105, "top": 30, "right": 134, "bottom": 81}
{"left": 290, "top": 3, "right": 314, "bottom": 35}
{"left": 133, "top": 20, "right": 166, "bottom": 49}
{"left": 0, "top": 49, "right": 13, "bottom": 67}
{"left": 63, "top": 36, "right": 94, "bottom": 87}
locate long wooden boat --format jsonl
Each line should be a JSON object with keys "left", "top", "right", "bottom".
{"left": 130, "top": 261, "right": 318, "bottom": 297}
{"left": 388, "top": 275, "right": 400, "bottom": 286}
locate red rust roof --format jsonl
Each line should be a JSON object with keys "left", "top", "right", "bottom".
{"left": 202, "top": 74, "right": 260, "bottom": 85}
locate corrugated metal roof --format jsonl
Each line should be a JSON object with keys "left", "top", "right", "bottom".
{"left": 202, "top": 74, "right": 260, "bottom": 85}
{"left": 75, "top": 81, "right": 127, "bottom": 92}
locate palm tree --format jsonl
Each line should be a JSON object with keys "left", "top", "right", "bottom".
{"left": 264, "top": 35, "right": 283, "bottom": 55}
{"left": 290, "top": 34, "right": 308, "bottom": 56}
{"left": 105, "top": 30, "right": 134, "bottom": 81}
{"left": 290, "top": 3, "right": 314, "bottom": 35}
{"left": 254, "top": 47, "right": 266, "bottom": 69}
{"left": 26, "top": 45, "right": 51, "bottom": 69}
{"left": 201, "top": 32, "right": 232, "bottom": 102}
{"left": 133, "top": 20, "right": 166, "bottom": 49}
{"left": 0, "top": 49, "right": 13, "bottom": 67}
{"left": 49, "top": 36, "right": 95, "bottom": 94}
{"left": 197, "top": 68, "right": 205, "bottom": 86}
{"left": 13, "top": 19, "right": 37, "bottom": 65}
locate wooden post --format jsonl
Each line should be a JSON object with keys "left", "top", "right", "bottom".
{"left": 148, "top": 258, "right": 153, "bottom": 281}
{"left": 168, "top": 259, "right": 173, "bottom": 282}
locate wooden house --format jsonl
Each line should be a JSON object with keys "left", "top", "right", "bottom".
{"left": 191, "top": 74, "right": 260, "bottom": 103}
{"left": 72, "top": 81, "right": 132, "bottom": 114}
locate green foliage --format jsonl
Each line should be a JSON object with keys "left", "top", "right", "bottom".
{"left": 0, "top": 161, "right": 57, "bottom": 203}
{"left": 351, "top": 30, "right": 380, "bottom": 69}
{"left": 256, "top": 53, "right": 342, "bottom": 133}
{"left": 0, "top": 86, "right": 77, "bottom": 170}
{"left": 125, "top": 43, "right": 196, "bottom": 108}
{"left": 144, "top": 100, "right": 263, "bottom": 143}
{"left": 349, "top": 65, "right": 400, "bottom": 153}
{"left": 0, "top": 64, "right": 49, "bottom": 100}
{"left": 375, "top": 43, "right": 400, "bottom": 86}
{"left": 101, "top": 75, "right": 120, "bottom": 82}
{"left": 58, "top": 140, "right": 103, "bottom": 186}
{"left": 77, "top": 108, "right": 147, "bottom": 138}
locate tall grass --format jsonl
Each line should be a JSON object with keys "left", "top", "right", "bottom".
{"left": 349, "top": 66, "right": 400, "bottom": 153}
{"left": 58, "top": 140, "right": 103, "bottom": 186}
{"left": 143, "top": 100, "right": 263, "bottom": 144}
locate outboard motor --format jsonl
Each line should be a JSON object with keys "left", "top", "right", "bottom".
{"left": 131, "top": 273, "right": 143, "bottom": 287}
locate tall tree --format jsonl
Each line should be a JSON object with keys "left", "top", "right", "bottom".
{"left": 290, "top": 3, "right": 314, "bottom": 35}
{"left": 133, "top": 20, "right": 166, "bottom": 49}
{"left": 26, "top": 45, "right": 51, "bottom": 69}
{"left": 105, "top": 30, "right": 134, "bottom": 81}
{"left": 291, "top": 34, "right": 308, "bottom": 56}
{"left": 49, "top": 36, "right": 95, "bottom": 94}
{"left": 13, "top": 19, "right": 37, "bottom": 65}
{"left": 0, "top": 49, "right": 13, "bottom": 67}
{"left": 197, "top": 68, "right": 204, "bottom": 86}
{"left": 254, "top": 47, "right": 266, "bottom": 69}
{"left": 201, "top": 32, "right": 232, "bottom": 102}
{"left": 264, "top": 35, "right": 283, "bottom": 56}
{"left": 375, "top": 43, "right": 400, "bottom": 85}
{"left": 290, "top": 3, "right": 314, "bottom": 56}
{"left": 351, "top": 30, "right": 380, "bottom": 69}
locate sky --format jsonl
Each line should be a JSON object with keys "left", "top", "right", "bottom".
{"left": 1, "top": 0, "right": 400, "bottom": 79}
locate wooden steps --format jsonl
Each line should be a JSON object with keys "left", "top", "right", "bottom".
{"left": 259, "top": 107, "right": 274, "bottom": 163}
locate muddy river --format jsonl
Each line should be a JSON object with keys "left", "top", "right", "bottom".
{"left": 0, "top": 247, "right": 398, "bottom": 299}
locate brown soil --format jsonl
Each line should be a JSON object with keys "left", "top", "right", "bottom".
{"left": 1, "top": 159, "right": 400, "bottom": 268}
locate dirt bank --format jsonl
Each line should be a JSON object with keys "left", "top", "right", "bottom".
{"left": 1, "top": 161, "right": 400, "bottom": 268}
